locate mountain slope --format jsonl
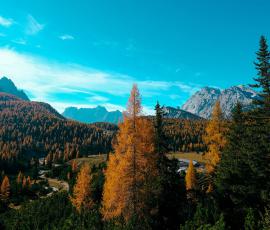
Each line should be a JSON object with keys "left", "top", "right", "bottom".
{"left": 181, "top": 85, "right": 258, "bottom": 119}
{"left": 163, "top": 106, "right": 202, "bottom": 120}
{"left": 0, "top": 76, "right": 29, "bottom": 100}
{"left": 62, "top": 106, "right": 123, "bottom": 124}
{"left": 0, "top": 93, "right": 115, "bottom": 162}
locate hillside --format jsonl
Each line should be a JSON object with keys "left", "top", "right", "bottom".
{"left": 0, "top": 93, "right": 115, "bottom": 166}
{"left": 0, "top": 77, "right": 29, "bottom": 101}
{"left": 181, "top": 85, "right": 258, "bottom": 118}
{"left": 163, "top": 106, "right": 202, "bottom": 120}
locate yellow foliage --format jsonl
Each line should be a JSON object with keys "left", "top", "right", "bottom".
{"left": 17, "top": 171, "right": 23, "bottom": 184}
{"left": 185, "top": 160, "right": 197, "bottom": 190}
{"left": 22, "top": 176, "right": 27, "bottom": 188}
{"left": 1, "top": 176, "right": 10, "bottom": 201}
{"left": 27, "top": 176, "right": 31, "bottom": 187}
{"left": 70, "top": 163, "right": 94, "bottom": 212}
{"left": 203, "top": 101, "right": 227, "bottom": 174}
{"left": 102, "top": 84, "right": 159, "bottom": 222}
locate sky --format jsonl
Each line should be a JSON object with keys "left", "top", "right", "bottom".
{"left": 0, "top": 0, "right": 269, "bottom": 114}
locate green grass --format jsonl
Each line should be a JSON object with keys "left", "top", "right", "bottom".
{"left": 70, "top": 154, "right": 107, "bottom": 167}
{"left": 167, "top": 152, "right": 206, "bottom": 164}
{"left": 71, "top": 152, "right": 205, "bottom": 168}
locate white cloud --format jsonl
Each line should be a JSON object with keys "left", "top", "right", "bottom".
{"left": 0, "top": 48, "right": 199, "bottom": 114}
{"left": 0, "top": 16, "right": 13, "bottom": 27}
{"left": 59, "top": 34, "right": 74, "bottom": 40}
{"left": 88, "top": 95, "right": 109, "bottom": 102}
{"left": 12, "top": 39, "right": 27, "bottom": 45}
{"left": 26, "top": 15, "right": 44, "bottom": 35}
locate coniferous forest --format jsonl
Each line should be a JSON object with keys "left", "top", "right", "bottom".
{"left": 0, "top": 36, "right": 269, "bottom": 229}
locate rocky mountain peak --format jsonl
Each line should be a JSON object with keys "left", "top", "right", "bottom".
{"left": 181, "top": 85, "right": 258, "bottom": 119}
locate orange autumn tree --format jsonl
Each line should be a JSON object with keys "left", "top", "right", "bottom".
{"left": 17, "top": 171, "right": 23, "bottom": 184}
{"left": 0, "top": 176, "right": 10, "bottom": 201}
{"left": 70, "top": 163, "right": 94, "bottom": 212}
{"left": 185, "top": 160, "right": 197, "bottom": 191}
{"left": 203, "top": 101, "right": 227, "bottom": 174}
{"left": 102, "top": 84, "right": 159, "bottom": 222}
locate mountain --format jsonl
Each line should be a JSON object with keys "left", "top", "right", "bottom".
{"left": 0, "top": 76, "right": 29, "bottom": 100}
{"left": 181, "top": 85, "right": 258, "bottom": 119}
{"left": 62, "top": 106, "right": 123, "bottom": 124}
{"left": 162, "top": 106, "right": 202, "bottom": 120}
{"left": 0, "top": 93, "right": 116, "bottom": 165}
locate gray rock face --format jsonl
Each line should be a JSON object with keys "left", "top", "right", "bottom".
{"left": 181, "top": 85, "right": 258, "bottom": 119}
{"left": 62, "top": 106, "right": 123, "bottom": 124}
{"left": 162, "top": 106, "right": 202, "bottom": 120}
{"left": 0, "top": 76, "right": 29, "bottom": 101}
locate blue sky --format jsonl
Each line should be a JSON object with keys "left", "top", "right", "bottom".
{"left": 0, "top": 0, "right": 269, "bottom": 113}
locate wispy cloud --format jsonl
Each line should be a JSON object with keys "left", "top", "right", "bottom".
{"left": 26, "top": 15, "right": 44, "bottom": 35}
{"left": 0, "top": 48, "right": 200, "bottom": 113}
{"left": 0, "top": 16, "right": 13, "bottom": 27}
{"left": 59, "top": 34, "right": 74, "bottom": 40}
{"left": 12, "top": 39, "right": 27, "bottom": 45}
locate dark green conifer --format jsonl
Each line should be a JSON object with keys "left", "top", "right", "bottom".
{"left": 250, "top": 35, "right": 270, "bottom": 116}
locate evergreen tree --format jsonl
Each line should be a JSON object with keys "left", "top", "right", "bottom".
{"left": 154, "top": 101, "right": 185, "bottom": 229}
{"left": 154, "top": 101, "right": 167, "bottom": 156}
{"left": 250, "top": 36, "right": 270, "bottom": 116}
{"left": 215, "top": 103, "right": 251, "bottom": 227}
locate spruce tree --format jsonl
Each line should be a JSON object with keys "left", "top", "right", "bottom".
{"left": 250, "top": 36, "right": 270, "bottom": 116}
{"left": 215, "top": 103, "right": 251, "bottom": 227}
{"left": 154, "top": 101, "right": 167, "bottom": 157}
{"left": 154, "top": 102, "right": 185, "bottom": 229}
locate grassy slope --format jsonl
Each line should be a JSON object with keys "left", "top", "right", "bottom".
{"left": 71, "top": 152, "right": 206, "bottom": 167}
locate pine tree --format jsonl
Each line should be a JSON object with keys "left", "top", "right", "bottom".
{"left": 154, "top": 101, "right": 167, "bottom": 156}
{"left": 102, "top": 84, "right": 159, "bottom": 224}
{"left": 203, "top": 101, "right": 227, "bottom": 174}
{"left": 0, "top": 176, "right": 10, "bottom": 201}
{"left": 185, "top": 160, "right": 197, "bottom": 191}
{"left": 215, "top": 103, "right": 249, "bottom": 227}
{"left": 70, "top": 163, "right": 94, "bottom": 212}
{"left": 250, "top": 36, "right": 270, "bottom": 116}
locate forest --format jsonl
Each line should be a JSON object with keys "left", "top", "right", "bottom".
{"left": 0, "top": 92, "right": 206, "bottom": 172}
{"left": 0, "top": 36, "right": 269, "bottom": 230}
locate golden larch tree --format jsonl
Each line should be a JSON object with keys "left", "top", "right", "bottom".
{"left": 203, "top": 101, "right": 227, "bottom": 174}
{"left": 27, "top": 176, "right": 31, "bottom": 188}
{"left": 1, "top": 176, "right": 10, "bottom": 201}
{"left": 185, "top": 160, "right": 197, "bottom": 191}
{"left": 17, "top": 171, "right": 23, "bottom": 184}
{"left": 102, "top": 84, "right": 159, "bottom": 222}
{"left": 70, "top": 163, "right": 94, "bottom": 212}
{"left": 22, "top": 176, "right": 27, "bottom": 188}
{"left": 71, "top": 160, "right": 78, "bottom": 172}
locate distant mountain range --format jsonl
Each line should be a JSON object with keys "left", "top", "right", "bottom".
{"left": 62, "top": 106, "right": 123, "bottom": 124}
{"left": 181, "top": 85, "right": 258, "bottom": 119}
{"left": 0, "top": 77, "right": 259, "bottom": 121}
{"left": 0, "top": 76, "right": 29, "bottom": 101}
